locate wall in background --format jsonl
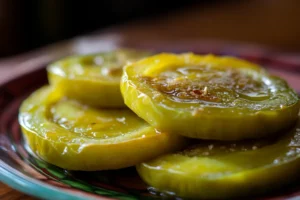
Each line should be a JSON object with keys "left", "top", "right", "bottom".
{"left": 1, "top": 0, "right": 299, "bottom": 57}
{"left": 0, "top": 0, "right": 206, "bottom": 57}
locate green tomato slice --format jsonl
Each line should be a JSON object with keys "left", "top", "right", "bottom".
{"left": 47, "top": 49, "right": 150, "bottom": 107}
{"left": 19, "top": 86, "right": 185, "bottom": 171}
{"left": 121, "top": 53, "right": 300, "bottom": 140}
{"left": 137, "top": 120, "right": 300, "bottom": 199}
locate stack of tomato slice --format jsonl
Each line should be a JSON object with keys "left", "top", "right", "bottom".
{"left": 19, "top": 49, "right": 300, "bottom": 199}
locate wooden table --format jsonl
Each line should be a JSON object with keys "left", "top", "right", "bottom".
{"left": 1, "top": 0, "right": 300, "bottom": 199}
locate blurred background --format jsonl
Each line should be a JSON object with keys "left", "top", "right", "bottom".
{"left": 0, "top": 0, "right": 300, "bottom": 58}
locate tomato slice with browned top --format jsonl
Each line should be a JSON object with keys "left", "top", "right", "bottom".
{"left": 19, "top": 86, "right": 186, "bottom": 171}
{"left": 121, "top": 53, "right": 300, "bottom": 140}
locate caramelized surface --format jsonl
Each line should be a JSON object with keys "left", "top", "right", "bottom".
{"left": 140, "top": 66, "right": 270, "bottom": 105}
{"left": 121, "top": 53, "right": 300, "bottom": 140}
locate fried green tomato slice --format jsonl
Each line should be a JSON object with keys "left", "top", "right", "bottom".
{"left": 47, "top": 49, "right": 150, "bottom": 108}
{"left": 19, "top": 86, "right": 185, "bottom": 171}
{"left": 121, "top": 53, "right": 300, "bottom": 140}
{"left": 137, "top": 120, "right": 300, "bottom": 199}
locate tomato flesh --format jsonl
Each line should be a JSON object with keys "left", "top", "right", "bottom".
{"left": 19, "top": 86, "right": 186, "bottom": 171}
{"left": 137, "top": 119, "right": 300, "bottom": 199}
{"left": 121, "top": 53, "right": 300, "bottom": 140}
{"left": 47, "top": 49, "right": 150, "bottom": 107}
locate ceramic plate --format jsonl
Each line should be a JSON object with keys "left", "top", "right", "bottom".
{"left": 1, "top": 45, "right": 300, "bottom": 200}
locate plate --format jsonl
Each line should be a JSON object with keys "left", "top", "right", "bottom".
{"left": 1, "top": 46, "right": 300, "bottom": 200}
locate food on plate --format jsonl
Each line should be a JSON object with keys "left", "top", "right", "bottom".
{"left": 47, "top": 49, "right": 150, "bottom": 107}
{"left": 18, "top": 49, "right": 300, "bottom": 199}
{"left": 137, "top": 120, "right": 300, "bottom": 199}
{"left": 19, "top": 86, "right": 186, "bottom": 171}
{"left": 121, "top": 53, "right": 300, "bottom": 140}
